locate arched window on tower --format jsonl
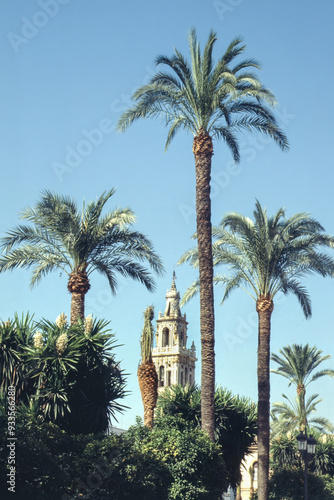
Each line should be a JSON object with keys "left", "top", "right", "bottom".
{"left": 159, "top": 366, "right": 165, "bottom": 387}
{"left": 162, "top": 327, "right": 169, "bottom": 347}
{"left": 185, "top": 367, "right": 188, "bottom": 384}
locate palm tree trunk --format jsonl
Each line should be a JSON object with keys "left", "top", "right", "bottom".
{"left": 70, "top": 292, "right": 85, "bottom": 325}
{"left": 138, "top": 360, "right": 158, "bottom": 429}
{"left": 297, "top": 383, "right": 307, "bottom": 431}
{"left": 193, "top": 130, "right": 215, "bottom": 441}
{"left": 67, "top": 268, "right": 91, "bottom": 324}
{"left": 256, "top": 295, "right": 274, "bottom": 500}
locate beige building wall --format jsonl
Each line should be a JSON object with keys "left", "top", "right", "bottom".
{"left": 239, "top": 442, "right": 258, "bottom": 499}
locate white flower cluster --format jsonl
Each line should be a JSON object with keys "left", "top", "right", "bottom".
{"left": 55, "top": 312, "right": 68, "bottom": 329}
{"left": 84, "top": 314, "right": 93, "bottom": 335}
{"left": 56, "top": 333, "right": 68, "bottom": 355}
{"left": 33, "top": 331, "right": 44, "bottom": 350}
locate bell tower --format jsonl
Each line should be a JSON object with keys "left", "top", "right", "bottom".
{"left": 152, "top": 273, "right": 197, "bottom": 391}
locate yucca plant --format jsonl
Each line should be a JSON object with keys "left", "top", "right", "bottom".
{"left": 138, "top": 306, "right": 158, "bottom": 429}
{"left": 156, "top": 383, "right": 201, "bottom": 423}
{"left": 270, "top": 432, "right": 301, "bottom": 471}
{"left": 270, "top": 431, "right": 334, "bottom": 477}
{"left": 0, "top": 313, "right": 36, "bottom": 403}
{"left": 66, "top": 317, "right": 128, "bottom": 434}
{"left": 311, "top": 434, "right": 334, "bottom": 476}
{"left": 24, "top": 317, "right": 83, "bottom": 426}
{"left": 21, "top": 315, "right": 127, "bottom": 433}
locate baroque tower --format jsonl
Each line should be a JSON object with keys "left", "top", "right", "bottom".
{"left": 152, "top": 273, "right": 197, "bottom": 391}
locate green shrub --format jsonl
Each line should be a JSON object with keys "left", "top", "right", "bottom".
{"left": 127, "top": 415, "right": 227, "bottom": 499}
{"left": 251, "top": 469, "right": 334, "bottom": 500}
{"left": 0, "top": 414, "right": 227, "bottom": 500}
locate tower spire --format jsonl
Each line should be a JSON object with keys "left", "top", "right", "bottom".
{"left": 165, "top": 271, "right": 180, "bottom": 316}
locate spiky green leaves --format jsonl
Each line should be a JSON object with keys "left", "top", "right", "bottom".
{"left": 179, "top": 200, "right": 334, "bottom": 317}
{"left": 0, "top": 189, "right": 164, "bottom": 296}
{"left": 271, "top": 344, "right": 334, "bottom": 389}
{"left": 117, "top": 28, "right": 289, "bottom": 156}
{"left": 271, "top": 393, "right": 334, "bottom": 436}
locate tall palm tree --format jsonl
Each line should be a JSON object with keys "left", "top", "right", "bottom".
{"left": 117, "top": 28, "right": 288, "bottom": 440}
{"left": 0, "top": 189, "right": 164, "bottom": 323}
{"left": 178, "top": 200, "right": 334, "bottom": 500}
{"left": 138, "top": 306, "right": 158, "bottom": 429}
{"left": 271, "top": 344, "right": 334, "bottom": 421}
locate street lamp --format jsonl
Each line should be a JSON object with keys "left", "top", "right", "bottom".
{"left": 296, "top": 431, "right": 317, "bottom": 500}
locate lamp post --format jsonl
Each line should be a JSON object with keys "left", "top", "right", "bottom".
{"left": 296, "top": 431, "right": 317, "bottom": 500}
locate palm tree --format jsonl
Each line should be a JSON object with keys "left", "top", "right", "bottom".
{"left": 178, "top": 200, "right": 334, "bottom": 500}
{"left": 138, "top": 306, "right": 158, "bottom": 429}
{"left": 271, "top": 393, "right": 334, "bottom": 437}
{"left": 117, "top": 28, "right": 288, "bottom": 440}
{"left": 271, "top": 344, "right": 334, "bottom": 422}
{"left": 0, "top": 189, "right": 164, "bottom": 323}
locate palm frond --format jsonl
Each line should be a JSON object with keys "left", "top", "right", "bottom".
{"left": 180, "top": 279, "right": 200, "bottom": 307}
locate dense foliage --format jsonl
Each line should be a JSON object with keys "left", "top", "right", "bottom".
{"left": 0, "top": 313, "right": 127, "bottom": 434}
{"left": 157, "top": 383, "right": 257, "bottom": 487}
{"left": 251, "top": 469, "right": 334, "bottom": 500}
{"left": 270, "top": 432, "right": 334, "bottom": 476}
{"left": 0, "top": 413, "right": 227, "bottom": 499}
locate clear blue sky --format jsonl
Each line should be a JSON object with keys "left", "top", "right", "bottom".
{"left": 1, "top": 0, "right": 334, "bottom": 430}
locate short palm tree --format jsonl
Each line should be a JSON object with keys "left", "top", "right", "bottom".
{"left": 138, "top": 306, "right": 158, "bottom": 429}
{"left": 178, "top": 200, "right": 334, "bottom": 500}
{"left": 0, "top": 189, "right": 164, "bottom": 323}
{"left": 117, "top": 28, "right": 288, "bottom": 441}
{"left": 271, "top": 344, "right": 334, "bottom": 421}
{"left": 271, "top": 393, "right": 334, "bottom": 437}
